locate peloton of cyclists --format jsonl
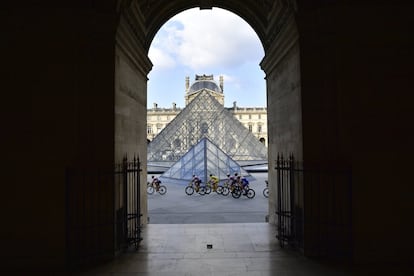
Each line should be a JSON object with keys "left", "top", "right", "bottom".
{"left": 187, "top": 172, "right": 251, "bottom": 196}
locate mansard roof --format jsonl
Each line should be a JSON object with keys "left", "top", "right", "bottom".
{"left": 188, "top": 79, "right": 222, "bottom": 94}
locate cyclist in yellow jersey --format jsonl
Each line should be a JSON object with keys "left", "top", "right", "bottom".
{"left": 209, "top": 174, "right": 219, "bottom": 192}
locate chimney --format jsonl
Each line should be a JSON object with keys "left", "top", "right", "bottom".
{"left": 233, "top": 101, "right": 237, "bottom": 109}
{"left": 219, "top": 75, "right": 224, "bottom": 92}
{"left": 185, "top": 76, "right": 190, "bottom": 91}
{"left": 153, "top": 103, "right": 158, "bottom": 109}
{"left": 172, "top": 102, "right": 176, "bottom": 110}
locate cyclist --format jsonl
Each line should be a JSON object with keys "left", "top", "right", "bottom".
{"left": 230, "top": 173, "right": 239, "bottom": 191}
{"left": 151, "top": 175, "right": 161, "bottom": 191}
{"left": 235, "top": 175, "right": 243, "bottom": 189}
{"left": 240, "top": 176, "right": 250, "bottom": 195}
{"left": 224, "top": 173, "right": 231, "bottom": 188}
{"left": 192, "top": 174, "right": 201, "bottom": 192}
{"left": 208, "top": 174, "right": 219, "bottom": 192}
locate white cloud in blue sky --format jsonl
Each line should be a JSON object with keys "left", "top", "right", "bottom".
{"left": 147, "top": 7, "right": 266, "bottom": 108}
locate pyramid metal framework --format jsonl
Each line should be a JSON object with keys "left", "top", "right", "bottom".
{"left": 148, "top": 90, "right": 268, "bottom": 162}
{"left": 160, "top": 137, "right": 251, "bottom": 183}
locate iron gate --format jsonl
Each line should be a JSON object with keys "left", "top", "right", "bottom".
{"left": 275, "top": 154, "right": 352, "bottom": 259}
{"left": 117, "top": 156, "right": 142, "bottom": 251}
{"left": 275, "top": 154, "right": 302, "bottom": 248}
{"left": 65, "top": 156, "right": 142, "bottom": 268}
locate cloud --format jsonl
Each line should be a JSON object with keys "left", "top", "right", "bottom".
{"left": 217, "top": 73, "right": 240, "bottom": 88}
{"left": 150, "top": 8, "right": 264, "bottom": 71}
{"left": 148, "top": 47, "right": 176, "bottom": 69}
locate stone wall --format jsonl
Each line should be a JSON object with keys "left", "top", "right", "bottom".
{"left": 261, "top": 10, "right": 302, "bottom": 224}
{"left": 3, "top": 3, "right": 117, "bottom": 270}
{"left": 115, "top": 2, "right": 152, "bottom": 228}
{"left": 297, "top": 3, "right": 414, "bottom": 263}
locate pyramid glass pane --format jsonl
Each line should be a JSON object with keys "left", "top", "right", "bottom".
{"left": 148, "top": 90, "right": 268, "bottom": 164}
{"left": 160, "top": 138, "right": 252, "bottom": 184}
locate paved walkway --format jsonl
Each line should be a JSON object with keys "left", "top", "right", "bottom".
{"left": 77, "top": 223, "right": 357, "bottom": 276}
{"left": 75, "top": 223, "right": 413, "bottom": 275}
{"left": 72, "top": 173, "right": 413, "bottom": 275}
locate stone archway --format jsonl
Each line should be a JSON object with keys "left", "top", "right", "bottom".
{"left": 113, "top": 1, "right": 414, "bottom": 265}
{"left": 5, "top": 1, "right": 412, "bottom": 270}
{"left": 115, "top": 0, "right": 302, "bottom": 227}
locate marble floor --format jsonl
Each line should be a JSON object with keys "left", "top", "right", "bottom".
{"left": 76, "top": 223, "right": 358, "bottom": 276}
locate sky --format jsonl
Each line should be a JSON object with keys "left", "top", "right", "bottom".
{"left": 147, "top": 7, "right": 266, "bottom": 109}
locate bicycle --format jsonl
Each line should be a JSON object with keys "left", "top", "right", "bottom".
{"left": 231, "top": 182, "right": 255, "bottom": 199}
{"left": 217, "top": 180, "right": 230, "bottom": 196}
{"left": 227, "top": 180, "right": 239, "bottom": 195}
{"left": 185, "top": 180, "right": 207, "bottom": 195}
{"left": 147, "top": 181, "right": 167, "bottom": 195}
{"left": 263, "top": 180, "right": 269, "bottom": 198}
{"left": 206, "top": 179, "right": 220, "bottom": 194}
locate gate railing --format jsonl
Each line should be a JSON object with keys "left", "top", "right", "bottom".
{"left": 275, "top": 154, "right": 352, "bottom": 260}
{"left": 65, "top": 156, "right": 142, "bottom": 268}
{"left": 117, "top": 156, "right": 142, "bottom": 250}
{"left": 275, "top": 154, "right": 300, "bottom": 248}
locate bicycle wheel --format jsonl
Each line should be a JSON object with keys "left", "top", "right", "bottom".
{"left": 263, "top": 188, "right": 269, "bottom": 198}
{"left": 221, "top": 187, "right": 229, "bottom": 196}
{"left": 147, "top": 186, "right": 154, "bottom": 195}
{"left": 185, "top": 186, "right": 194, "bottom": 195}
{"left": 199, "top": 187, "right": 206, "bottom": 195}
{"left": 216, "top": 186, "right": 223, "bottom": 194}
{"left": 204, "top": 186, "right": 211, "bottom": 194}
{"left": 231, "top": 187, "right": 241, "bottom": 199}
{"left": 246, "top": 189, "right": 255, "bottom": 199}
{"left": 158, "top": 185, "right": 167, "bottom": 195}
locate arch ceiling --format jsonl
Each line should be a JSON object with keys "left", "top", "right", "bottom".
{"left": 124, "top": 0, "right": 280, "bottom": 51}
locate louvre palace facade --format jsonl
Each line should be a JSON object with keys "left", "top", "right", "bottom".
{"left": 147, "top": 74, "right": 268, "bottom": 146}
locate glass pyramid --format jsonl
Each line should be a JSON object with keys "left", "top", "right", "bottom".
{"left": 160, "top": 137, "right": 252, "bottom": 184}
{"left": 148, "top": 90, "right": 268, "bottom": 163}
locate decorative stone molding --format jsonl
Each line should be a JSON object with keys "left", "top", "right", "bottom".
{"left": 260, "top": 10, "right": 298, "bottom": 76}
{"left": 263, "top": 0, "right": 297, "bottom": 51}
{"left": 116, "top": 1, "right": 152, "bottom": 76}
{"left": 199, "top": 0, "right": 213, "bottom": 10}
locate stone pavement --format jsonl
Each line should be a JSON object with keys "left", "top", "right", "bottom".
{"left": 73, "top": 172, "right": 413, "bottom": 275}
{"left": 147, "top": 173, "right": 269, "bottom": 224}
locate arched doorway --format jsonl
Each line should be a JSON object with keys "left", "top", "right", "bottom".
{"left": 145, "top": 7, "right": 269, "bottom": 224}
{"left": 115, "top": 0, "right": 301, "bottom": 229}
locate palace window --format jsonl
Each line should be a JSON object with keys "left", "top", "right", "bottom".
{"left": 201, "top": 122, "right": 209, "bottom": 134}
{"left": 157, "top": 124, "right": 162, "bottom": 133}
{"left": 173, "top": 138, "right": 181, "bottom": 148}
